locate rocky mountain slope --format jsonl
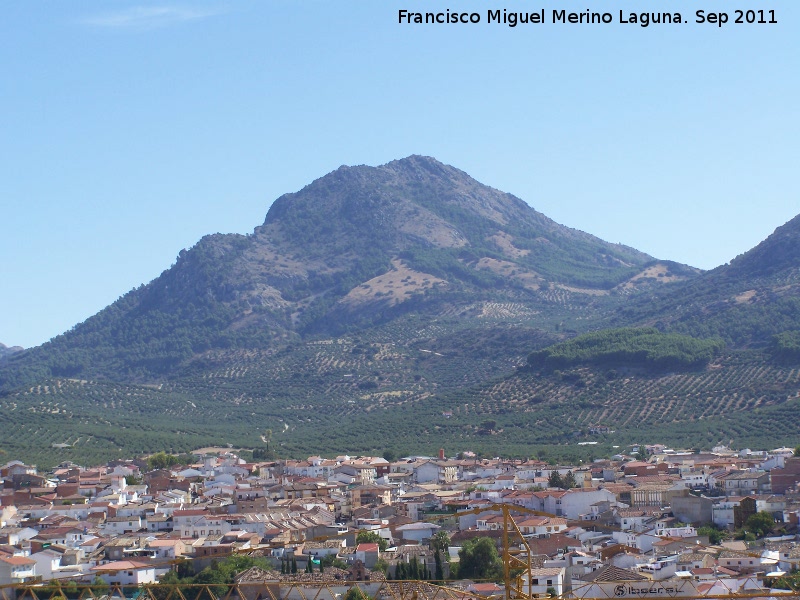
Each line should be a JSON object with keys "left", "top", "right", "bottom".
{"left": 0, "top": 156, "right": 694, "bottom": 390}
{"left": 0, "top": 343, "right": 23, "bottom": 359}
{"left": 614, "top": 213, "right": 800, "bottom": 346}
{"left": 3, "top": 157, "right": 800, "bottom": 466}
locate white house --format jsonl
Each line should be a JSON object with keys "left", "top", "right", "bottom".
{"left": 102, "top": 516, "right": 143, "bottom": 535}
{"left": 610, "top": 531, "right": 660, "bottom": 553}
{"left": 521, "top": 567, "right": 565, "bottom": 598}
{"left": 516, "top": 516, "right": 568, "bottom": 537}
{"left": 0, "top": 527, "right": 37, "bottom": 546}
{"left": 90, "top": 560, "right": 156, "bottom": 585}
{"left": 395, "top": 522, "right": 440, "bottom": 543}
{"left": 0, "top": 555, "right": 37, "bottom": 586}
{"left": 530, "top": 489, "right": 617, "bottom": 520}
{"left": 30, "top": 549, "right": 67, "bottom": 581}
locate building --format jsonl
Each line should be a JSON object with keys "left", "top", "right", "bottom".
{"left": 521, "top": 566, "right": 565, "bottom": 598}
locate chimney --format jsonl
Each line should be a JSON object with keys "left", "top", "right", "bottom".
{"left": 439, "top": 449, "right": 445, "bottom": 460}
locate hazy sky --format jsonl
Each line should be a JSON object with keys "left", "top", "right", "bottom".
{"left": 2, "top": 1, "right": 798, "bottom": 349}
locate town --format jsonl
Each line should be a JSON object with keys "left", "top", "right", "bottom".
{"left": 1, "top": 444, "right": 799, "bottom": 599}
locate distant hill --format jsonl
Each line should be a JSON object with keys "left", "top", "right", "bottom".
{"left": 0, "top": 343, "right": 23, "bottom": 359}
{"left": 613, "top": 213, "right": 800, "bottom": 346}
{"left": 3, "top": 157, "right": 800, "bottom": 466}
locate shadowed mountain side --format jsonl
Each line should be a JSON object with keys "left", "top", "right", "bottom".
{"left": 0, "top": 156, "right": 692, "bottom": 390}
{"left": 613, "top": 213, "right": 800, "bottom": 346}
{"left": 5, "top": 159, "right": 800, "bottom": 466}
{"left": 0, "top": 343, "right": 24, "bottom": 359}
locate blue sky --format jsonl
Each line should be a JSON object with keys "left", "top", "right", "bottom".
{"left": 2, "top": 1, "right": 798, "bottom": 348}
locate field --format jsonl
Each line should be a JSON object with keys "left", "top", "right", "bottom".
{"left": 3, "top": 307, "right": 799, "bottom": 467}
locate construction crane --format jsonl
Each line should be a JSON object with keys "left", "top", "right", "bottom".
{"left": 452, "top": 503, "right": 565, "bottom": 600}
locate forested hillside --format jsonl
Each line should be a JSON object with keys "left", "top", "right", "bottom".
{"left": 2, "top": 157, "right": 800, "bottom": 465}
{"left": 527, "top": 328, "right": 725, "bottom": 371}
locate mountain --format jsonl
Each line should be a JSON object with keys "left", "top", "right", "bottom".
{"left": 6, "top": 156, "right": 800, "bottom": 467}
{"left": 0, "top": 156, "right": 693, "bottom": 390}
{"left": 0, "top": 343, "right": 23, "bottom": 359}
{"left": 613, "top": 213, "right": 800, "bottom": 347}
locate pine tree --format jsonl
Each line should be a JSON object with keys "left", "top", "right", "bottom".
{"left": 434, "top": 551, "right": 443, "bottom": 581}
{"left": 548, "top": 471, "right": 563, "bottom": 488}
{"left": 291, "top": 557, "right": 298, "bottom": 574}
{"left": 410, "top": 556, "right": 419, "bottom": 579}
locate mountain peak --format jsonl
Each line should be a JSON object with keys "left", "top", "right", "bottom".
{"left": 725, "top": 213, "right": 800, "bottom": 277}
{"left": 0, "top": 343, "right": 24, "bottom": 359}
{"left": 259, "top": 156, "right": 653, "bottom": 274}
{"left": 1, "top": 156, "right": 675, "bottom": 392}
{"left": 383, "top": 154, "right": 452, "bottom": 173}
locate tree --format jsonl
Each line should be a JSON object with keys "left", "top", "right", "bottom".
{"left": 291, "top": 557, "right": 298, "bottom": 574}
{"left": 356, "top": 530, "right": 388, "bottom": 552}
{"left": 147, "top": 451, "right": 179, "bottom": 471}
{"left": 375, "top": 558, "right": 389, "bottom": 576}
{"left": 90, "top": 575, "right": 109, "bottom": 594}
{"left": 430, "top": 531, "right": 450, "bottom": 555}
{"left": 458, "top": 537, "right": 502, "bottom": 581}
{"left": 321, "top": 554, "right": 349, "bottom": 570}
{"left": 548, "top": 471, "right": 563, "bottom": 488}
{"left": 770, "top": 570, "right": 800, "bottom": 591}
{"left": 697, "top": 525, "right": 724, "bottom": 545}
{"left": 408, "top": 556, "right": 421, "bottom": 579}
{"left": 343, "top": 587, "right": 370, "bottom": 600}
{"left": 746, "top": 511, "right": 774, "bottom": 538}
{"left": 562, "top": 471, "right": 577, "bottom": 489}
{"left": 383, "top": 449, "right": 396, "bottom": 462}
{"left": 430, "top": 530, "right": 449, "bottom": 581}
{"left": 478, "top": 420, "right": 497, "bottom": 434}
{"left": 145, "top": 451, "right": 193, "bottom": 471}
{"left": 794, "top": 446, "right": 800, "bottom": 457}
